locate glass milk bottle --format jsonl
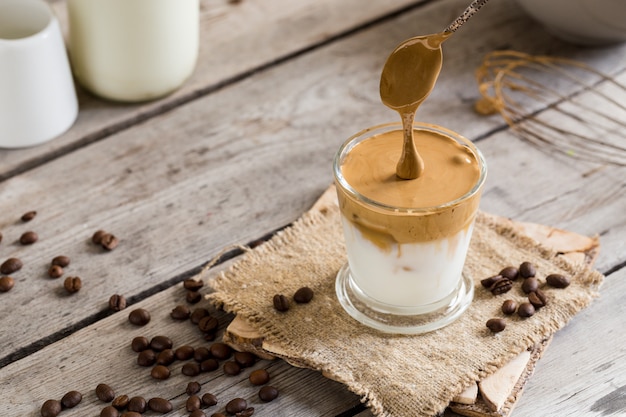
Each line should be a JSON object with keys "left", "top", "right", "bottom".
{"left": 67, "top": 0, "right": 199, "bottom": 102}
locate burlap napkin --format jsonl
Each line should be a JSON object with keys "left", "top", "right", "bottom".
{"left": 207, "top": 186, "right": 604, "bottom": 417}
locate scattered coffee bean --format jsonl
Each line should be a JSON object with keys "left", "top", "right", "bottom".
{"left": 184, "top": 279, "right": 204, "bottom": 291}
{"left": 486, "top": 318, "right": 506, "bottom": 333}
{"left": 249, "top": 369, "right": 270, "bottom": 385}
{"left": 61, "top": 390, "right": 83, "bottom": 408}
{"left": 198, "top": 315, "right": 219, "bottom": 333}
{"left": 128, "top": 308, "right": 151, "bottom": 326}
{"left": 480, "top": 275, "right": 501, "bottom": 288}
{"left": 519, "top": 261, "right": 536, "bottom": 278}
{"left": 517, "top": 302, "right": 536, "bottom": 318}
{"left": 190, "top": 410, "right": 207, "bottom": 417}
{"left": 225, "top": 398, "right": 247, "bottom": 414}
{"left": 201, "top": 358, "right": 219, "bottom": 372}
{"left": 186, "top": 290, "right": 202, "bottom": 304}
{"left": 204, "top": 332, "right": 217, "bottom": 342}
{"left": 96, "top": 383, "right": 116, "bottom": 402}
{"left": 20, "top": 231, "right": 38, "bottom": 245}
{"left": 21, "top": 210, "right": 37, "bottom": 222}
{"left": 258, "top": 386, "right": 279, "bottom": 402}
{"left": 293, "top": 286, "right": 314, "bottom": 303}
{"left": 131, "top": 336, "right": 149, "bottom": 352}
{"left": 175, "top": 345, "right": 195, "bottom": 361}
{"left": 150, "top": 335, "right": 173, "bottom": 352}
{"left": 1, "top": 257, "right": 22, "bottom": 274}
{"left": 521, "top": 277, "right": 539, "bottom": 294}
{"left": 0, "top": 276, "right": 14, "bottom": 292}
{"left": 490, "top": 278, "right": 513, "bottom": 295}
{"left": 137, "top": 349, "right": 157, "bottom": 367}
{"left": 100, "top": 233, "right": 119, "bottom": 250}
{"left": 148, "top": 397, "right": 172, "bottom": 413}
{"left": 182, "top": 362, "right": 201, "bottom": 376}
{"left": 108, "top": 294, "right": 127, "bottom": 311}
{"left": 235, "top": 407, "right": 255, "bottom": 417}
{"left": 171, "top": 304, "right": 190, "bottom": 320}
{"left": 234, "top": 351, "right": 256, "bottom": 368}
{"left": 223, "top": 360, "right": 241, "bottom": 376}
{"left": 202, "top": 393, "right": 218, "bottom": 407}
{"left": 100, "top": 405, "right": 119, "bottom": 417}
{"left": 156, "top": 349, "right": 175, "bottom": 366}
{"left": 528, "top": 289, "right": 547, "bottom": 309}
{"left": 194, "top": 347, "right": 211, "bottom": 362}
{"left": 120, "top": 412, "right": 141, "bottom": 417}
{"left": 127, "top": 396, "right": 147, "bottom": 413}
{"left": 501, "top": 299, "right": 517, "bottom": 315}
{"left": 51, "top": 255, "right": 70, "bottom": 267}
{"left": 186, "top": 395, "right": 202, "bottom": 412}
{"left": 209, "top": 342, "right": 232, "bottom": 360}
{"left": 186, "top": 381, "right": 201, "bottom": 396}
{"left": 546, "top": 273, "right": 570, "bottom": 288}
{"left": 0, "top": 232, "right": 2, "bottom": 244}
{"left": 499, "top": 266, "right": 519, "bottom": 280}
{"left": 63, "top": 276, "right": 82, "bottom": 294}
{"left": 92, "top": 230, "right": 107, "bottom": 244}
{"left": 211, "top": 413, "right": 226, "bottom": 417}
{"left": 48, "top": 265, "right": 64, "bottom": 279}
{"left": 272, "top": 294, "right": 290, "bottom": 312}
{"left": 112, "top": 394, "right": 130, "bottom": 410}
{"left": 151, "top": 364, "right": 171, "bottom": 380}
{"left": 190, "top": 308, "right": 209, "bottom": 324}
{"left": 41, "top": 399, "right": 62, "bottom": 417}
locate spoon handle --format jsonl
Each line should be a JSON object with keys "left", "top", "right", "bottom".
{"left": 444, "top": 0, "right": 490, "bottom": 33}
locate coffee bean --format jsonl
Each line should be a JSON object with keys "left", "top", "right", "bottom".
{"left": 499, "top": 266, "right": 519, "bottom": 280}
{"left": 137, "top": 349, "right": 156, "bottom": 366}
{"left": 150, "top": 335, "right": 173, "bottom": 352}
{"left": 171, "top": 304, "right": 190, "bottom": 320}
{"left": 490, "top": 278, "right": 513, "bottom": 295}
{"left": 249, "top": 369, "right": 270, "bottom": 386}
{"left": 131, "top": 336, "right": 149, "bottom": 352}
{"left": 480, "top": 275, "right": 501, "bottom": 288}
{"left": 190, "top": 410, "right": 207, "bottom": 417}
{"left": 151, "top": 365, "right": 170, "bottom": 380}
{"left": 186, "top": 381, "right": 201, "bottom": 396}
{"left": 182, "top": 362, "right": 201, "bottom": 376}
{"left": 546, "top": 273, "right": 570, "bottom": 288}
{"left": 190, "top": 308, "right": 209, "bottom": 324}
{"left": 519, "top": 261, "right": 536, "bottom": 278}
{"left": 273, "top": 294, "right": 290, "bottom": 312}
{"left": 294, "top": 286, "right": 314, "bottom": 303}
{"left": 204, "top": 332, "right": 217, "bottom": 342}
{"left": 61, "top": 390, "right": 83, "bottom": 408}
{"left": 1, "top": 257, "right": 22, "bottom": 274}
{"left": 184, "top": 279, "right": 204, "bottom": 291}
{"left": 202, "top": 393, "right": 218, "bottom": 407}
{"left": 41, "top": 399, "right": 62, "bottom": 417}
{"left": 120, "top": 412, "right": 141, "bottom": 417}
{"left": 501, "top": 299, "right": 517, "bottom": 315}
{"left": 175, "top": 345, "right": 195, "bottom": 361}
{"left": 100, "top": 405, "right": 119, "bottom": 417}
{"left": 108, "top": 294, "right": 126, "bottom": 311}
{"left": 194, "top": 347, "right": 211, "bottom": 362}
{"left": 92, "top": 230, "right": 107, "bottom": 244}
{"left": 127, "top": 396, "right": 146, "bottom": 413}
{"left": 528, "top": 289, "right": 547, "bottom": 309}
{"left": 187, "top": 290, "right": 202, "bottom": 304}
{"left": 517, "top": 302, "right": 536, "bottom": 318}
{"left": 201, "top": 358, "right": 219, "bottom": 372}
{"left": 128, "top": 308, "right": 151, "bottom": 326}
{"left": 0, "top": 232, "right": 2, "bottom": 243}
{"left": 96, "top": 383, "right": 116, "bottom": 402}
{"left": 0, "top": 276, "right": 14, "bottom": 292}
{"left": 210, "top": 342, "right": 232, "bottom": 360}
{"left": 100, "top": 233, "right": 119, "bottom": 250}
{"left": 223, "top": 360, "right": 241, "bottom": 376}
{"left": 51, "top": 255, "right": 70, "bottom": 267}
{"left": 48, "top": 265, "right": 64, "bottom": 279}
{"left": 186, "top": 395, "right": 202, "bottom": 412}
{"left": 211, "top": 413, "right": 226, "bottom": 417}
{"left": 156, "top": 349, "right": 175, "bottom": 366}
{"left": 486, "top": 318, "right": 506, "bottom": 333}
{"left": 225, "top": 398, "right": 247, "bottom": 414}
{"left": 235, "top": 408, "right": 255, "bottom": 417}
{"left": 234, "top": 351, "right": 256, "bottom": 368}
{"left": 20, "top": 231, "right": 38, "bottom": 245}
{"left": 112, "top": 394, "right": 130, "bottom": 410}
{"left": 521, "top": 277, "right": 539, "bottom": 294}
{"left": 258, "top": 386, "right": 279, "bottom": 402}
{"left": 21, "top": 210, "right": 37, "bottom": 222}
{"left": 63, "top": 276, "right": 82, "bottom": 294}
{"left": 148, "top": 397, "right": 172, "bottom": 413}
{"left": 198, "top": 316, "right": 219, "bottom": 333}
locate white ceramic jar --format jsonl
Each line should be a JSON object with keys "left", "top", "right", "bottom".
{"left": 67, "top": 0, "right": 199, "bottom": 102}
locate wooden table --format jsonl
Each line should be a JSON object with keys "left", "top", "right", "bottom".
{"left": 1, "top": 1, "right": 625, "bottom": 416}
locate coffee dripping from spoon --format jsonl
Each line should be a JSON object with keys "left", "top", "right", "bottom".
{"left": 379, "top": 0, "right": 490, "bottom": 180}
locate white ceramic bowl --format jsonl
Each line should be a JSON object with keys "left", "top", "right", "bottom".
{"left": 515, "top": 0, "right": 626, "bottom": 45}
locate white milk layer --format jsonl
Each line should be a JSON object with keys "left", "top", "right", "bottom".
{"left": 341, "top": 215, "right": 474, "bottom": 312}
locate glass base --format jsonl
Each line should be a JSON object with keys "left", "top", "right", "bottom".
{"left": 335, "top": 263, "right": 474, "bottom": 334}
